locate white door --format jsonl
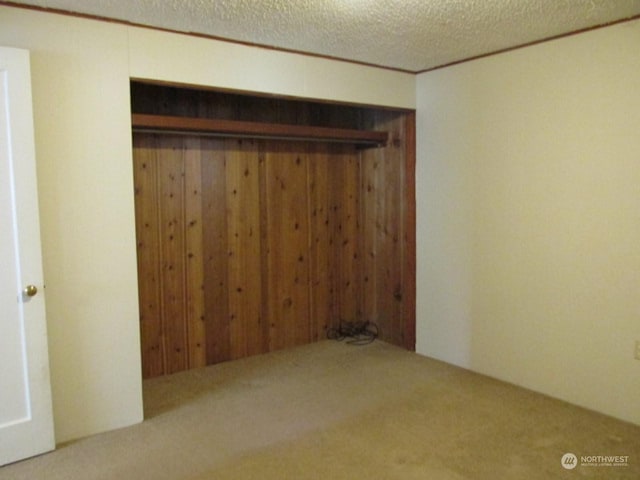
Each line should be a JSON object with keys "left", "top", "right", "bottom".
{"left": 0, "top": 46, "right": 55, "bottom": 466}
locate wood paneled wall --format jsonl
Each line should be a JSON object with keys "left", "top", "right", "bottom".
{"left": 132, "top": 82, "right": 415, "bottom": 378}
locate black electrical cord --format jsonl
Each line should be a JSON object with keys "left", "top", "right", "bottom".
{"left": 326, "top": 321, "right": 379, "bottom": 345}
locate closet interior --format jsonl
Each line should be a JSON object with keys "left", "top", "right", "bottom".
{"left": 131, "top": 81, "right": 415, "bottom": 379}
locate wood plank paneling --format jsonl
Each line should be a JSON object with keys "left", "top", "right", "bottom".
{"left": 156, "top": 136, "right": 188, "bottom": 374}
{"left": 264, "top": 143, "right": 312, "bottom": 350}
{"left": 225, "top": 139, "right": 263, "bottom": 359}
{"left": 307, "top": 144, "right": 333, "bottom": 341}
{"left": 184, "top": 137, "right": 206, "bottom": 368}
{"left": 378, "top": 115, "right": 404, "bottom": 347}
{"left": 133, "top": 134, "right": 164, "bottom": 378}
{"left": 330, "top": 147, "right": 361, "bottom": 323}
{"left": 200, "top": 138, "right": 231, "bottom": 364}
{"left": 360, "top": 111, "right": 409, "bottom": 347}
{"left": 132, "top": 83, "right": 416, "bottom": 378}
{"left": 360, "top": 144, "right": 380, "bottom": 327}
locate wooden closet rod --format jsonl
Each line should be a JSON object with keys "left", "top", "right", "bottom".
{"left": 131, "top": 114, "right": 388, "bottom": 147}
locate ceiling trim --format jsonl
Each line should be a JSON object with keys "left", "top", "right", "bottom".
{"left": 416, "top": 13, "right": 640, "bottom": 74}
{"left": 2, "top": 1, "right": 639, "bottom": 75}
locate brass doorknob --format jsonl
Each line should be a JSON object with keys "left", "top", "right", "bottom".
{"left": 23, "top": 285, "right": 38, "bottom": 297}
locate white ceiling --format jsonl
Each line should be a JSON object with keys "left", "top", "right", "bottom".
{"left": 8, "top": 0, "right": 640, "bottom": 72}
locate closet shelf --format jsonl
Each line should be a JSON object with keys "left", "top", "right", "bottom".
{"left": 131, "top": 114, "right": 388, "bottom": 147}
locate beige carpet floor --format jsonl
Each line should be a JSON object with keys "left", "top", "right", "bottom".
{"left": 1, "top": 340, "right": 638, "bottom": 479}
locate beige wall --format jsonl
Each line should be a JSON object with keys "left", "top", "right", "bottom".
{"left": 0, "top": 8, "right": 140, "bottom": 444}
{"left": 0, "top": 5, "right": 415, "bottom": 443}
{"left": 128, "top": 28, "right": 415, "bottom": 107}
{"left": 416, "top": 19, "right": 640, "bottom": 425}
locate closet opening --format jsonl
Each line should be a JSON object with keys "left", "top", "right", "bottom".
{"left": 130, "top": 80, "right": 416, "bottom": 379}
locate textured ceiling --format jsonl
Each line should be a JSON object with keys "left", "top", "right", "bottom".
{"left": 7, "top": 0, "right": 640, "bottom": 72}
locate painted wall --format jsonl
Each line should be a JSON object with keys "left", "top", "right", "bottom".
{"left": 416, "top": 19, "right": 640, "bottom": 425}
{"left": 0, "top": 5, "right": 415, "bottom": 443}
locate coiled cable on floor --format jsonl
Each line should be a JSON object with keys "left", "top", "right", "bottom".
{"left": 326, "top": 321, "right": 379, "bottom": 345}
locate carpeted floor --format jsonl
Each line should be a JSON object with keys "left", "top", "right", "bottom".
{"left": 1, "top": 340, "right": 638, "bottom": 479}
